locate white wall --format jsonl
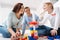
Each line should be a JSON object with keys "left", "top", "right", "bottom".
{"left": 0, "top": 0, "right": 50, "bottom": 10}
{"left": 54, "top": 0, "right": 60, "bottom": 7}
{"left": 0, "top": 7, "right": 11, "bottom": 24}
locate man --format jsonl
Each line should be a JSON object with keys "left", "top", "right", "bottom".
{"left": 22, "top": 7, "right": 39, "bottom": 36}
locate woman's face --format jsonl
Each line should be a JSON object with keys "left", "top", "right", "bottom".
{"left": 18, "top": 5, "right": 24, "bottom": 16}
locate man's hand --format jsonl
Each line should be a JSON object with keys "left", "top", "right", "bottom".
{"left": 50, "top": 30, "right": 57, "bottom": 36}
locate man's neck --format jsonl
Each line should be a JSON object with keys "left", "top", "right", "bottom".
{"left": 28, "top": 13, "right": 32, "bottom": 17}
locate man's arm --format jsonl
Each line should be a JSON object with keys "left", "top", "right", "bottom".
{"left": 21, "top": 16, "right": 27, "bottom": 36}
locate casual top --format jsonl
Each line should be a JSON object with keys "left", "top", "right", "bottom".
{"left": 2, "top": 11, "right": 23, "bottom": 29}
{"left": 22, "top": 13, "right": 39, "bottom": 35}
{"left": 40, "top": 8, "right": 57, "bottom": 28}
{"left": 54, "top": 7, "right": 60, "bottom": 30}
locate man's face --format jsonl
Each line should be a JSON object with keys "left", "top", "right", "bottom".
{"left": 25, "top": 8, "right": 30, "bottom": 15}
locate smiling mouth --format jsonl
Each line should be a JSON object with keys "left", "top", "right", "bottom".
{"left": 20, "top": 13, "right": 24, "bottom": 16}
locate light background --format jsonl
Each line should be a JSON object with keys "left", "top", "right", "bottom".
{"left": 0, "top": 0, "right": 59, "bottom": 27}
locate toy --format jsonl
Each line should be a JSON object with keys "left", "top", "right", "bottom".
{"left": 29, "top": 21, "right": 38, "bottom": 40}
{"left": 11, "top": 21, "right": 38, "bottom": 40}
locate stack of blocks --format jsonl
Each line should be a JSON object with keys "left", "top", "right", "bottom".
{"left": 29, "top": 21, "right": 38, "bottom": 40}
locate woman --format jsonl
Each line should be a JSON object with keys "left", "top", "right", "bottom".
{"left": 0, "top": 3, "right": 24, "bottom": 38}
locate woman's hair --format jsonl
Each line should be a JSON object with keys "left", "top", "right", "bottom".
{"left": 12, "top": 3, "right": 23, "bottom": 13}
{"left": 45, "top": 2, "right": 53, "bottom": 9}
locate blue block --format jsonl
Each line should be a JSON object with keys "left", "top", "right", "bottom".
{"left": 29, "top": 27, "right": 33, "bottom": 30}
{"left": 54, "top": 35, "right": 60, "bottom": 39}
{"left": 48, "top": 35, "right": 60, "bottom": 40}
{"left": 48, "top": 36, "right": 54, "bottom": 40}
{"left": 28, "top": 36, "right": 37, "bottom": 40}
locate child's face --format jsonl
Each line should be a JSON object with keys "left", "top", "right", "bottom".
{"left": 43, "top": 4, "right": 52, "bottom": 11}
{"left": 43, "top": 4, "right": 49, "bottom": 11}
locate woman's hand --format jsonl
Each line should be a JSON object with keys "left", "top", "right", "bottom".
{"left": 16, "top": 31, "right": 21, "bottom": 37}
{"left": 11, "top": 31, "right": 21, "bottom": 40}
{"left": 50, "top": 29, "right": 57, "bottom": 36}
{"left": 11, "top": 33, "right": 16, "bottom": 40}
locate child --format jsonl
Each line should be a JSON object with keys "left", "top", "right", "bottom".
{"left": 39, "top": 2, "right": 58, "bottom": 36}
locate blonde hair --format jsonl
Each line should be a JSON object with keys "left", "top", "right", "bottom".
{"left": 45, "top": 2, "right": 53, "bottom": 9}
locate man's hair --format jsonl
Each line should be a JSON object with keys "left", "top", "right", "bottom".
{"left": 45, "top": 2, "right": 53, "bottom": 9}
{"left": 25, "top": 7, "right": 30, "bottom": 9}
{"left": 12, "top": 3, "right": 23, "bottom": 13}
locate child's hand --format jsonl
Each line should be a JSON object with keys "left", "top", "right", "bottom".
{"left": 50, "top": 29, "right": 57, "bottom": 36}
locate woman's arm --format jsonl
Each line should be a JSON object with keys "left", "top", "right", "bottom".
{"left": 8, "top": 27, "right": 16, "bottom": 36}
{"left": 7, "top": 13, "right": 16, "bottom": 36}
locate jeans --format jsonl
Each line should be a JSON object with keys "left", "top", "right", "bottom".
{"left": 0, "top": 26, "right": 16, "bottom": 38}
{"left": 37, "top": 25, "right": 53, "bottom": 36}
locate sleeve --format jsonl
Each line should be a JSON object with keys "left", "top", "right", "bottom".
{"left": 54, "top": 7, "right": 60, "bottom": 30}
{"left": 35, "top": 14, "right": 40, "bottom": 22}
{"left": 21, "top": 16, "right": 27, "bottom": 36}
{"left": 39, "top": 14, "right": 48, "bottom": 25}
{"left": 6, "top": 13, "right": 12, "bottom": 29}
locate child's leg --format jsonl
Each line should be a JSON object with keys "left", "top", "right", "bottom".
{"left": 37, "top": 25, "right": 48, "bottom": 36}
{"left": 45, "top": 26, "right": 53, "bottom": 36}
{"left": 37, "top": 25, "right": 53, "bottom": 36}
{"left": 0, "top": 26, "right": 11, "bottom": 38}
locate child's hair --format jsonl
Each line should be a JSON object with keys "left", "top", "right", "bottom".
{"left": 45, "top": 2, "right": 53, "bottom": 9}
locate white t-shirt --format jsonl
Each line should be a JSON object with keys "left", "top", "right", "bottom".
{"left": 40, "top": 8, "right": 57, "bottom": 28}
{"left": 2, "top": 12, "right": 23, "bottom": 29}
{"left": 54, "top": 7, "right": 60, "bottom": 30}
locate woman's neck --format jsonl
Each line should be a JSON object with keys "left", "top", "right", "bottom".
{"left": 15, "top": 13, "right": 21, "bottom": 19}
